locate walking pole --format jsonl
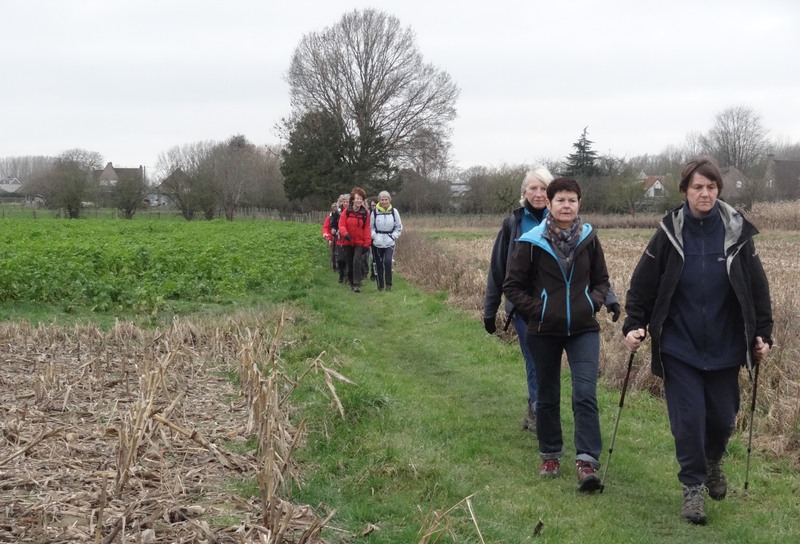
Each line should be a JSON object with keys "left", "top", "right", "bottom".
{"left": 744, "top": 362, "right": 761, "bottom": 490}
{"left": 502, "top": 307, "right": 517, "bottom": 332}
{"left": 600, "top": 351, "right": 635, "bottom": 493}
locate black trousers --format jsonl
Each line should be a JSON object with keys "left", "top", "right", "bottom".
{"left": 373, "top": 246, "right": 395, "bottom": 289}
{"left": 662, "top": 354, "right": 740, "bottom": 486}
{"left": 344, "top": 245, "right": 366, "bottom": 288}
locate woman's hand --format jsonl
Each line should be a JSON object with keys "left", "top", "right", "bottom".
{"left": 624, "top": 328, "right": 647, "bottom": 352}
{"left": 753, "top": 336, "right": 771, "bottom": 363}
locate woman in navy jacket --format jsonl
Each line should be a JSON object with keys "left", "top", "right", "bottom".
{"left": 503, "top": 177, "right": 609, "bottom": 493}
{"left": 623, "top": 156, "right": 773, "bottom": 525}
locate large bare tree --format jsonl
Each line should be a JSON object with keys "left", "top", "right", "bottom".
{"left": 286, "top": 8, "right": 459, "bottom": 197}
{"left": 702, "top": 106, "right": 769, "bottom": 175}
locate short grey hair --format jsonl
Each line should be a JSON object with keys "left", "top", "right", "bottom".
{"left": 378, "top": 190, "right": 391, "bottom": 201}
{"left": 519, "top": 166, "right": 555, "bottom": 206}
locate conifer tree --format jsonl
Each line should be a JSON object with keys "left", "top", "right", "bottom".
{"left": 564, "top": 127, "right": 600, "bottom": 178}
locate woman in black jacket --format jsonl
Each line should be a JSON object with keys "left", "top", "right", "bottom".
{"left": 504, "top": 177, "right": 609, "bottom": 493}
{"left": 484, "top": 168, "right": 620, "bottom": 434}
{"left": 623, "top": 155, "right": 773, "bottom": 525}
{"left": 483, "top": 167, "right": 554, "bottom": 431}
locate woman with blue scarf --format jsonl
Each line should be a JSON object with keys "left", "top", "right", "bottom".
{"left": 503, "top": 177, "right": 610, "bottom": 493}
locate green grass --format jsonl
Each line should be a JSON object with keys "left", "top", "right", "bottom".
{"left": 280, "top": 258, "right": 800, "bottom": 543}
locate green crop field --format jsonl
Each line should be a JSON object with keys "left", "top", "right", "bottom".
{"left": 0, "top": 218, "right": 323, "bottom": 314}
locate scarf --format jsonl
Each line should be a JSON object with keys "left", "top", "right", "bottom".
{"left": 545, "top": 214, "right": 582, "bottom": 264}
{"left": 376, "top": 203, "right": 393, "bottom": 213}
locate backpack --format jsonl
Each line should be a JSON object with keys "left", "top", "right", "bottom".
{"left": 346, "top": 206, "right": 369, "bottom": 227}
{"left": 373, "top": 208, "right": 398, "bottom": 234}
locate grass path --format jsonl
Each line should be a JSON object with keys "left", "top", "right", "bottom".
{"left": 284, "top": 259, "right": 800, "bottom": 543}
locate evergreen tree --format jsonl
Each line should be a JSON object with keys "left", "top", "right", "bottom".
{"left": 280, "top": 110, "right": 352, "bottom": 207}
{"left": 564, "top": 127, "right": 600, "bottom": 178}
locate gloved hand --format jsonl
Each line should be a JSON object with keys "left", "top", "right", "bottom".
{"left": 606, "top": 302, "right": 621, "bottom": 322}
{"left": 484, "top": 317, "right": 497, "bottom": 334}
{"left": 343, "top": 233, "right": 352, "bottom": 241}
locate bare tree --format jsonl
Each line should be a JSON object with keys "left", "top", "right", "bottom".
{"left": 393, "top": 167, "right": 453, "bottom": 213}
{"left": 155, "top": 141, "right": 216, "bottom": 220}
{"left": 286, "top": 8, "right": 459, "bottom": 196}
{"left": 114, "top": 168, "right": 148, "bottom": 219}
{"left": 702, "top": 106, "right": 769, "bottom": 175}
{"left": 460, "top": 164, "right": 527, "bottom": 214}
{"left": 0, "top": 155, "right": 55, "bottom": 181}
{"left": 28, "top": 149, "right": 103, "bottom": 218}
{"left": 252, "top": 145, "right": 288, "bottom": 210}
{"left": 208, "top": 135, "right": 262, "bottom": 221}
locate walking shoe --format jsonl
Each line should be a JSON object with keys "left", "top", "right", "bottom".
{"left": 576, "top": 460, "right": 601, "bottom": 493}
{"left": 385, "top": 285, "right": 392, "bottom": 291}
{"left": 522, "top": 403, "right": 537, "bottom": 435}
{"left": 352, "top": 286, "right": 361, "bottom": 293}
{"left": 681, "top": 485, "right": 707, "bottom": 525}
{"left": 707, "top": 458, "right": 727, "bottom": 500}
{"left": 539, "top": 458, "right": 560, "bottom": 477}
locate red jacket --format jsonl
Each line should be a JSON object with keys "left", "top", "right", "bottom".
{"left": 338, "top": 205, "right": 371, "bottom": 247}
{"left": 322, "top": 215, "right": 333, "bottom": 242}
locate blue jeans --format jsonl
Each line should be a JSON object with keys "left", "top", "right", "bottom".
{"left": 512, "top": 312, "right": 537, "bottom": 409}
{"left": 529, "top": 331, "right": 602, "bottom": 466}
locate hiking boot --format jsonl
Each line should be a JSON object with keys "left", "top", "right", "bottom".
{"left": 576, "top": 460, "right": 601, "bottom": 493}
{"left": 386, "top": 285, "right": 392, "bottom": 291}
{"left": 681, "top": 485, "right": 707, "bottom": 525}
{"left": 707, "top": 458, "right": 727, "bottom": 500}
{"left": 522, "top": 403, "right": 537, "bottom": 435}
{"left": 352, "top": 286, "right": 361, "bottom": 293}
{"left": 539, "top": 458, "right": 560, "bottom": 477}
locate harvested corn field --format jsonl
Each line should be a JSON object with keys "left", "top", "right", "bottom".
{"left": 0, "top": 312, "right": 340, "bottom": 543}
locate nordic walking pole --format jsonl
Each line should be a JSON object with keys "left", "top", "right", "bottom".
{"left": 744, "top": 362, "right": 761, "bottom": 490}
{"left": 600, "top": 350, "right": 635, "bottom": 493}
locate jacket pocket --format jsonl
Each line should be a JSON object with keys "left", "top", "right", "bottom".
{"left": 536, "top": 289, "right": 548, "bottom": 331}
{"left": 583, "top": 287, "right": 597, "bottom": 316}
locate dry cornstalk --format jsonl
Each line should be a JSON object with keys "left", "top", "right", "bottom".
{"left": 0, "top": 427, "right": 64, "bottom": 467}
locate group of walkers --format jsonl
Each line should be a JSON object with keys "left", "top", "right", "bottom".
{"left": 484, "top": 156, "right": 773, "bottom": 525}
{"left": 322, "top": 187, "right": 402, "bottom": 293}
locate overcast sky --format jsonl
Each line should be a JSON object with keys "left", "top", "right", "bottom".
{"left": 2, "top": 0, "right": 798, "bottom": 178}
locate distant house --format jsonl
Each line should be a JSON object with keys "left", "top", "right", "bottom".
{"left": 719, "top": 166, "right": 750, "bottom": 201}
{"left": 152, "top": 167, "right": 193, "bottom": 208}
{"left": 642, "top": 175, "right": 667, "bottom": 198}
{"left": 764, "top": 153, "right": 800, "bottom": 200}
{"left": 92, "top": 162, "right": 145, "bottom": 186}
{"left": 0, "top": 177, "right": 22, "bottom": 196}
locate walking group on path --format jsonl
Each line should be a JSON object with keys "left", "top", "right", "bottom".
{"left": 322, "top": 187, "right": 402, "bottom": 293}
{"left": 483, "top": 156, "right": 773, "bottom": 525}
